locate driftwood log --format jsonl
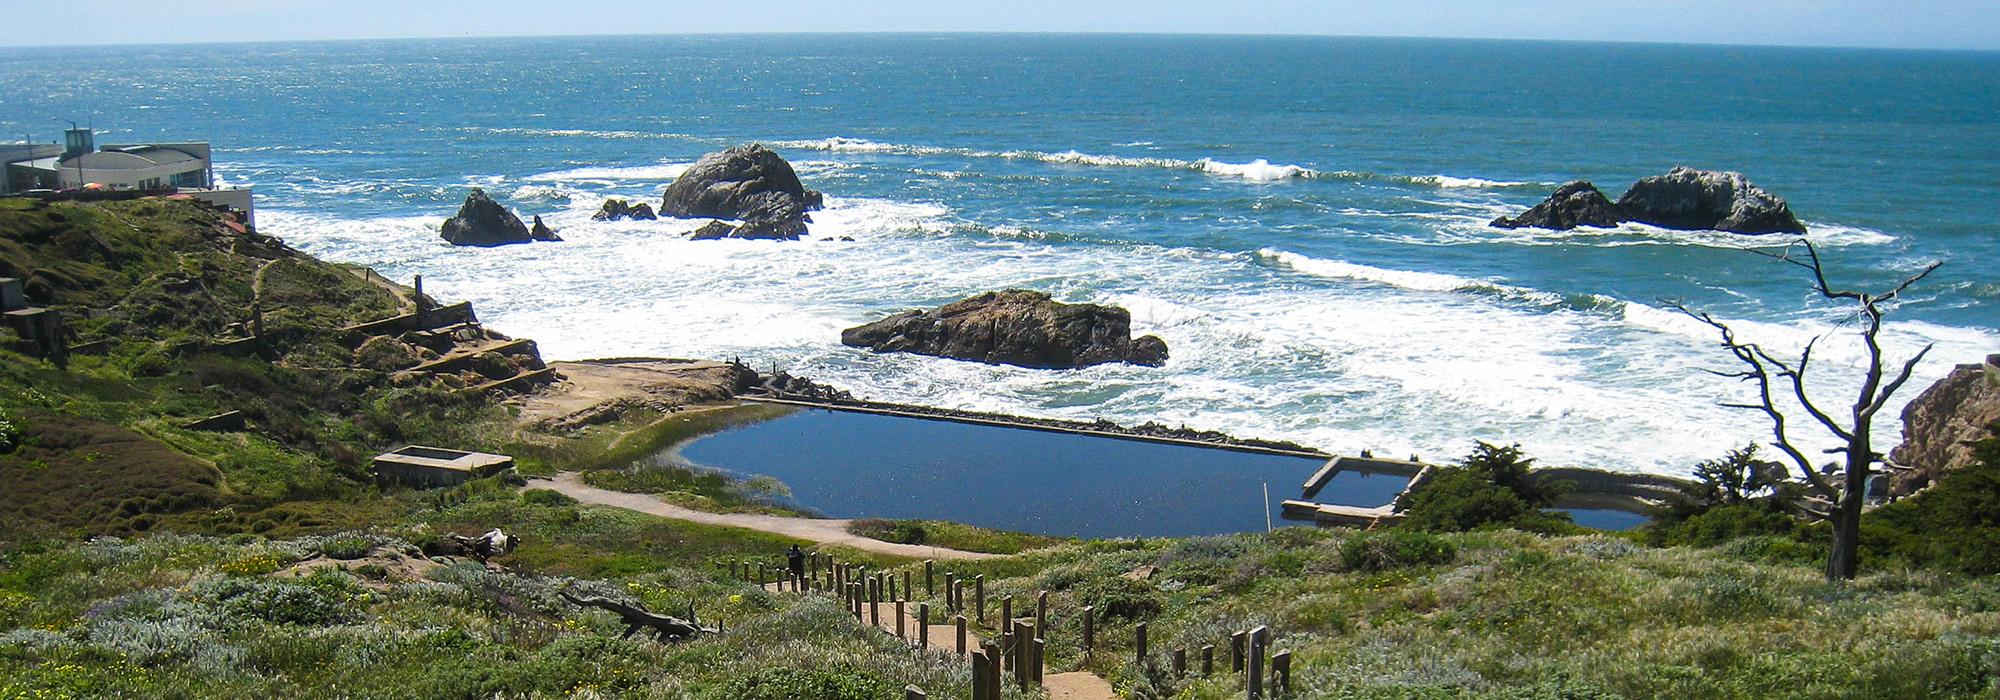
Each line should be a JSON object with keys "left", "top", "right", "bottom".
{"left": 559, "top": 587, "right": 717, "bottom": 642}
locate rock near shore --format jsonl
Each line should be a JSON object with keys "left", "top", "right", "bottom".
{"left": 841, "top": 290, "right": 1169, "bottom": 369}
{"left": 1890, "top": 354, "right": 2000, "bottom": 496}
{"left": 660, "top": 144, "right": 822, "bottom": 241}
{"left": 440, "top": 189, "right": 558, "bottom": 247}
{"left": 1490, "top": 180, "right": 1623, "bottom": 230}
{"left": 1616, "top": 167, "right": 1806, "bottom": 235}
{"left": 1493, "top": 167, "right": 1806, "bottom": 235}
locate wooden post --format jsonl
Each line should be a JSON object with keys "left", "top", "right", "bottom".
{"left": 1273, "top": 650, "right": 1292, "bottom": 696}
{"left": 1247, "top": 626, "right": 1269, "bottom": 700}
{"left": 1035, "top": 591, "right": 1048, "bottom": 635}
{"left": 956, "top": 615, "right": 968, "bottom": 655}
{"left": 1136, "top": 622, "right": 1148, "bottom": 664}
{"left": 999, "top": 631, "right": 1012, "bottom": 672}
{"left": 919, "top": 603, "right": 930, "bottom": 649}
{"left": 1202, "top": 644, "right": 1215, "bottom": 676}
{"left": 1001, "top": 597, "right": 1012, "bottom": 630}
{"left": 1231, "top": 631, "right": 1247, "bottom": 673}
{"left": 903, "top": 571, "right": 912, "bottom": 602}
{"left": 945, "top": 574, "right": 958, "bottom": 610}
{"left": 905, "top": 685, "right": 925, "bottom": 700}
{"left": 969, "top": 649, "right": 991, "bottom": 700}
{"left": 925, "top": 560, "right": 935, "bottom": 596}
{"left": 1082, "top": 606, "right": 1095, "bottom": 653}
{"left": 974, "top": 576, "right": 985, "bottom": 625}
{"left": 1174, "top": 648, "right": 1187, "bottom": 677}
{"left": 851, "top": 584, "right": 863, "bottom": 621}
{"left": 729, "top": 560, "right": 739, "bottom": 580}
{"left": 870, "top": 580, "right": 882, "bottom": 628}
{"left": 981, "top": 642, "right": 1003, "bottom": 700}
{"left": 896, "top": 600, "right": 907, "bottom": 639}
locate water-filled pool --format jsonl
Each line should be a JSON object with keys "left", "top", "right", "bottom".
{"left": 671, "top": 407, "right": 1386, "bottom": 538}
{"left": 1559, "top": 507, "right": 1651, "bottom": 532}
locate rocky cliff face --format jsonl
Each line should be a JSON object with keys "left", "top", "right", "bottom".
{"left": 1891, "top": 355, "right": 2000, "bottom": 495}
{"left": 440, "top": 189, "right": 558, "bottom": 246}
{"left": 659, "top": 144, "right": 822, "bottom": 240}
{"left": 841, "top": 290, "right": 1169, "bottom": 369}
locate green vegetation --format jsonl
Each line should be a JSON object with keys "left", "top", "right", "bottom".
{"left": 1397, "top": 442, "right": 1577, "bottom": 534}
{"left": 847, "top": 518, "right": 1069, "bottom": 555}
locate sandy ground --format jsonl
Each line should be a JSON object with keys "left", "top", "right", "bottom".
{"left": 511, "top": 359, "right": 746, "bottom": 429}
{"left": 542, "top": 472, "right": 1001, "bottom": 561}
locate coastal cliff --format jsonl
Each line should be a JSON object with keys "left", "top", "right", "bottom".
{"left": 1891, "top": 354, "right": 2000, "bottom": 495}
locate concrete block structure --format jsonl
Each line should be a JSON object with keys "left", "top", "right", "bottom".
{"left": 372, "top": 445, "right": 515, "bottom": 488}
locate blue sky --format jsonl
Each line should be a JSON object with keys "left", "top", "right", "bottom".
{"left": 10, "top": 0, "right": 1999, "bottom": 50}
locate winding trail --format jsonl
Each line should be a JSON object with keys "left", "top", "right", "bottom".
{"left": 540, "top": 472, "right": 1001, "bottom": 560}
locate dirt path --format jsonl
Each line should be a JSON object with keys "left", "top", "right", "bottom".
{"left": 1045, "top": 672, "right": 1117, "bottom": 700}
{"left": 542, "top": 472, "right": 1001, "bottom": 560}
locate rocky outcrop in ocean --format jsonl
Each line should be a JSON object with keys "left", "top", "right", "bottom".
{"left": 660, "top": 144, "right": 822, "bottom": 241}
{"left": 529, "top": 215, "right": 561, "bottom": 242}
{"left": 1890, "top": 354, "right": 2000, "bottom": 496}
{"left": 1491, "top": 181, "right": 1623, "bottom": 230}
{"left": 591, "top": 199, "right": 656, "bottom": 221}
{"left": 440, "top": 189, "right": 557, "bottom": 246}
{"left": 1492, "top": 167, "right": 1807, "bottom": 235}
{"left": 1615, "top": 167, "right": 1806, "bottom": 235}
{"left": 841, "top": 289, "right": 1169, "bottom": 369}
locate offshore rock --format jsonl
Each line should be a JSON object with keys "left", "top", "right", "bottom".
{"left": 1890, "top": 354, "right": 2000, "bottom": 496}
{"left": 529, "top": 215, "right": 562, "bottom": 242}
{"left": 1490, "top": 180, "right": 1623, "bottom": 230}
{"left": 592, "top": 199, "right": 632, "bottom": 221}
{"left": 1614, "top": 167, "right": 1806, "bottom": 235}
{"left": 660, "top": 144, "right": 820, "bottom": 240}
{"left": 627, "top": 202, "right": 657, "bottom": 220}
{"left": 841, "top": 289, "right": 1169, "bottom": 369}
{"left": 440, "top": 189, "right": 545, "bottom": 246}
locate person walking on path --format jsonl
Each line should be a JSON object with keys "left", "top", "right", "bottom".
{"left": 785, "top": 544, "right": 806, "bottom": 581}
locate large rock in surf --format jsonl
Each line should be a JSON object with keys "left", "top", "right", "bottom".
{"left": 1614, "top": 167, "right": 1806, "bottom": 235}
{"left": 841, "top": 290, "right": 1169, "bottom": 369}
{"left": 1889, "top": 354, "right": 2000, "bottom": 496}
{"left": 529, "top": 215, "right": 562, "bottom": 242}
{"left": 1492, "top": 167, "right": 1808, "bottom": 235}
{"left": 1490, "top": 180, "right": 1623, "bottom": 230}
{"left": 660, "top": 144, "right": 822, "bottom": 241}
{"left": 591, "top": 199, "right": 657, "bottom": 221}
{"left": 440, "top": 189, "right": 556, "bottom": 246}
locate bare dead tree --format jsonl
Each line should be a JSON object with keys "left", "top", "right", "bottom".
{"left": 1670, "top": 239, "right": 1940, "bottom": 581}
{"left": 558, "top": 586, "right": 718, "bottom": 641}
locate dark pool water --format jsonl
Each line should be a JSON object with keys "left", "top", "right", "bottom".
{"left": 674, "top": 408, "right": 1384, "bottom": 539}
{"left": 1560, "top": 507, "right": 1651, "bottom": 532}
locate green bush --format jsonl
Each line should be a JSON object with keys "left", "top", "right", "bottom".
{"left": 1075, "top": 575, "right": 1164, "bottom": 622}
{"left": 1339, "top": 530, "right": 1458, "bottom": 572}
{"left": 1396, "top": 442, "right": 1576, "bottom": 534}
{"left": 1863, "top": 427, "right": 2000, "bottom": 575}
{"left": 0, "top": 411, "right": 18, "bottom": 454}
{"left": 319, "top": 537, "right": 372, "bottom": 560}
{"left": 197, "top": 571, "right": 360, "bottom": 626}
{"left": 521, "top": 488, "right": 578, "bottom": 507}
{"left": 848, "top": 518, "right": 927, "bottom": 545}
{"left": 707, "top": 666, "right": 895, "bottom": 700}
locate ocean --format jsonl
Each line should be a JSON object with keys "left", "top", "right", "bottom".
{"left": 3, "top": 34, "right": 1994, "bottom": 477}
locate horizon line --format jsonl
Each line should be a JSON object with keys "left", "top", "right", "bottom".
{"left": 6, "top": 29, "right": 1998, "bottom": 54}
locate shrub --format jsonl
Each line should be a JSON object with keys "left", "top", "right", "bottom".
{"left": 196, "top": 572, "right": 360, "bottom": 626}
{"left": 319, "top": 537, "right": 373, "bottom": 560}
{"left": 0, "top": 411, "right": 18, "bottom": 454}
{"left": 848, "top": 518, "right": 927, "bottom": 545}
{"left": 707, "top": 666, "right": 895, "bottom": 700}
{"left": 1398, "top": 468, "right": 1575, "bottom": 534}
{"left": 1075, "top": 576, "right": 1164, "bottom": 622}
{"left": 1339, "top": 531, "right": 1457, "bottom": 572}
{"left": 1863, "top": 428, "right": 2000, "bottom": 575}
{"left": 521, "top": 488, "right": 577, "bottom": 507}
